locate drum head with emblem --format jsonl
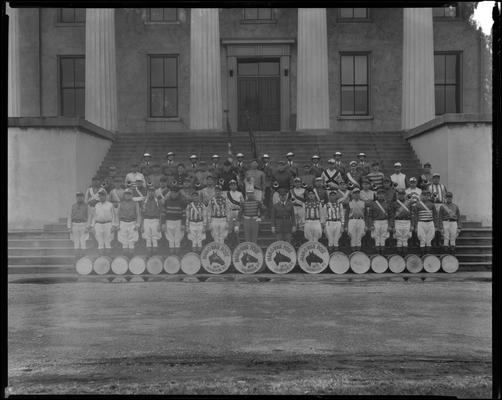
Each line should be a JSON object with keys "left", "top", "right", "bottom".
{"left": 329, "top": 251, "right": 350, "bottom": 274}
{"left": 76, "top": 256, "right": 93, "bottom": 275}
{"left": 265, "top": 241, "right": 297, "bottom": 274}
{"left": 370, "top": 254, "right": 388, "bottom": 274}
{"left": 146, "top": 255, "right": 164, "bottom": 275}
{"left": 180, "top": 253, "right": 201, "bottom": 275}
{"left": 232, "top": 242, "right": 264, "bottom": 274}
{"left": 405, "top": 254, "right": 423, "bottom": 273}
{"left": 165, "top": 255, "right": 182, "bottom": 274}
{"left": 349, "top": 251, "right": 370, "bottom": 274}
{"left": 93, "top": 256, "right": 111, "bottom": 275}
{"left": 388, "top": 254, "right": 406, "bottom": 273}
{"left": 129, "top": 255, "right": 146, "bottom": 275}
{"left": 111, "top": 256, "right": 129, "bottom": 275}
{"left": 422, "top": 254, "right": 441, "bottom": 273}
{"left": 297, "top": 241, "right": 329, "bottom": 274}
{"left": 201, "top": 242, "right": 232, "bottom": 274}
{"left": 441, "top": 254, "right": 459, "bottom": 273}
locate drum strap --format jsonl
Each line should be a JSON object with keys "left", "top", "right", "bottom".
{"left": 396, "top": 199, "right": 410, "bottom": 213}
{"left": 323, "top": 169, "right": 342, "bottom": 183}
{"left": 290, "top": 189, "right": 305, "bottom": 204}
{"left": 375, "top": 200, "right": 387, "bottom": 216}
{"left": 346, "top": 172, "right": 360, "bottom": 187}
{"left": 418, "top": 200, "right": 431, "bottom": 213}
{"left": 313, "top": 188, "right": 321, "bottom": 202}
{"left": 227, "top": 191, "right": 241, "bottom": 206}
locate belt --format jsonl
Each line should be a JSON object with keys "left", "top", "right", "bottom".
{"left": 326, "top": 219, "right": 341, "bottom": 222}
{"left": 293, "top": 204, "right": 303, "bottom": 207}
{"left": 190, "top": 219, "right": 203, "bottom": 223}
{"left": 143, "top": 216, "right": 159, "bottom": 220}
{"left": 419, "top": 220, "right": 433, "bottom": 223}
{"left": 120, "top": 219, "right": 136, "bottom": 223}
{"left": 445, "top": 219, "right": 458, "bottom": 222}
{"left": 305, "top": 219, "right": 320, "bottom": 221}
{"left": 395, "top": 218, "right": 410, "bottom": 221}
{"left": 349, "top": 217, "right": 364, "bottom": 220}
{"left": 72, "top": 220, "right": 86, "bottom": 223}
{"left": 243, "top": 216, "right": 259, "bottom": 219}
{"left": 95, "top": 220, "right": 112, "bottom": 224}
{"left": 213, "top": 216, "right": 226, "bottom": 219}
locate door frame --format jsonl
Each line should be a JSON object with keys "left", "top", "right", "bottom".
{"left": 222, "top": 39, "right": 294, "bottom": 132}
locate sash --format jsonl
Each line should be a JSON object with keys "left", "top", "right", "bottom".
{"left": 396, "top": 199, "right": 410, "bottom": 213}
{"left": 189, "top": 202, "right": 203, "bottom": 221}
{"left": 418, "top": 200, "right": 431, "bottom": 213}
{"left": 306, "top": 202, "right": 320, "bottom": 220}
{"left": 323, "top": 169, "right": 342, "bottom": 183}
{"left": 313, "top": 188, "right": 321, "bottom": 202}
{"left": 346, "top": 172, "right": 360, "bottom": 187}
{"left": 290, "top": 188, "right": 305, "bottom": 204}
{"left": 375, "top": 200, "right": 387, "bottom": 216}
{"left": 227, "top": 190, "right": 242, "bottom": 207}
{"left": 326, "top": 202, "right": 340, "bottom": 220}
{"left": 142, "top": 196, "right": 159, "bottom": 213}
{"left": 440, "top": 203, "right": 456, "bottom": 219}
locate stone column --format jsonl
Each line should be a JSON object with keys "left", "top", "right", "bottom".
{"left": 402, "top": 8, "right": 435, "bottom": 130}
{"left": 296, "top": 8, "right": 330, "bottom": 130}
{"left": 85, "top": 9, "right": 118, "bottom": 132}
{"left": 7, "top": 3, "right": 20, "bottom": 117}
{"left": 190, "top": 8, "right": 222, "bottom": 130}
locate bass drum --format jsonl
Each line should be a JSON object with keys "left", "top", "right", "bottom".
{"left": 146, "top": 255, "right": 164, "bottom": 275}
{"left": 388, "top": 254, "right": 406, "bottom": 273}
{"left": 405, "top": 254, "right": 423, "bottom": 273}
{"left": 164, "top": 255, "right": 181, "bottom": 274}
{"left": 370, "top": 254, "right": 388, "bottom": 274}
{"left": 349, "top": 251, "right": 370, "bottom": 274}
{"left": 440, "top": 254, "right": 459, "bottom": 273}
{"left": 329, "top": 251, "right": 350, "bottom": 274}
{"left": 422, "top": 254, "right": 441, "bottom": 273}
{"left": 129, "top": 255, "right": 147, "bottom": 275}
{"left": 93, "top": 256, "right": 112, "bottom": 275}
{"left": 181, "top": 252, "right": 201, "bottom": 275}
{"left": 76, "top": 256, "right": 95, "bottom": 275}
{"left": 111, "top": 255, "right": 129, "bottom": 275}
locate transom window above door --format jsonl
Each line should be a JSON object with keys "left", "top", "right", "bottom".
{"left": 241, "top": 8, "right": 276, "bottom": 23}
{"left": 238, "top": 61, "right": 280, "bottom": 76}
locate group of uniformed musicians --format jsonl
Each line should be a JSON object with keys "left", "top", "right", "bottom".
{"left": 68, "top": 151, "right": 461, "bottom": 259}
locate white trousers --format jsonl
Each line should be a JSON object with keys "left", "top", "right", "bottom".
{"left": 417, "top": 221, "right": 435, "bottom": 247}
{"left": 394, "top": 220, "right": 411, "bottom": 247}
{"left": 228, "top": 209, "right": 240, "bottom": 232}
{"left": 165, "top": 220, "right": 183, "bottom": 248}
{"left": 325, "top": 221, "right": 342, "bottom": 247}
{"left": 143, "top": 218, "right": 161, "bottom": 247}
{"left": 94, "top": 222, "right": 113, "bottom": 249}
{"left": 70, "top": 222, "right": 89, "bottom": 249}
{"left": 371, "top": 220, "right": 389, "bottom": 246}
{"left": 304, "top": 220, "right": 322, "bottom": 242}
{"left": 294, "top": 206, "right": 305, "bottom": 229}
{"left": 442, "top": 221, "right": 459, "bottom": 246}
{"left": 188, "top": 221, "right": 206, "bottom": 248}
{"left": 348, "top": 219, "right": 365, "bottom": 247}
{"left": 211, "top": 218, "right": 228, "bottom": 244}
{"left": 118, "top": 221, "right": 139, "bottom": 249}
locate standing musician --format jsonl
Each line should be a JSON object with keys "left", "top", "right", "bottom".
{"left": 109, "top": 177, "right": 125, "bottom": 208}
{"left": 185, "top": 191, "right": 208, "bottom": 252}
{"left": 245, "top": 160, "right": 266, "bottom": 202}
{"left": 162, "top": 151, "right": 177, "bottom": 176}
{"left": 366, "top": 188, "right": 391, "bottom": 254}
{"left": 438, "top": 191, "right": 461, "bottom": 255}
{"left": 273, "top": 161, "right": 294, "bottom": 190}
{"left": 360, "top": 179, "right": 376, "bottom": 203}
{"left": 412, "top": 191, "right": 439, "bottom": 255}
{"left": 139, "top": 153, "right": 152, "bottom": 176}
{"left": 209, "top": 154, "right": 221, "bottom": 177}
{"left": 117, "top": 188, "right": 141, "bottom": 255}
{"left": 356, "top": 153, "right": 371, "bottom": 176}
{"left": 188, "top": 154, "right": 199, "bottom": 177}
{"left": 324, "top": 190, "right": 345, "bottom": 252}
{"left": 310, "top": 155, "right": 323, "bottom": 178}
{"left": 418, "top": 162, "right": 433, "bottom": 191}
{"left": 426, "top": 172, "right": 448, "bottom": 247}
{"left": 337, "top": 181, "right": 351, "bottom": 205}
{"left": 345, "top": 160, "right": 363, "bottom": 189}
{"left": 219, "top": 160, "right": 239, "bottom": 193}
{"left": 405, "top": 177, "right": 422, "bottom": 198}
{"left": 365, "top": 161, "right": 385, "bottom": 190}
{"left": 89, "top": 189, "right": 116, "bottom": 255}
{"left": 285, "top": 152, "right": 299, "bottom": 178}
{"left": 67, "top": 191, "right": 90, "bottom": 259}
{"left": 302, "top": 188, "right": 325, "bottom": 242}
{"left": 312, "top": 177, "right": 328, "bottom": 204}
{"left": 389, "top": 188, "right": 414, "bottom": 256}
{"left": 344, "top": 187, "right": 367, "bottom": 252}
{"left": 233, "top": 153, "right": 247, "bottom": 190}
{"left": 271, "top": 188, "right": 296, "bottom": 241}
{"left": 333, "top": 151, "right": 347, "bottom": 175}
{"left": 125, "top": 163, "right": 146, "bottom": 187}
{"left": 142, "top": 185, "right": 162, "bottom": 254}
{"left": 290, "top": 177, "right": 306, "bottom": 231}
{"left": 381, "top": 177, "right": 396, "bottom": 204}
{"left": 321, "top": 158, "right": 345, "bottom": 187}
{"left": 240, "top": 191, "right": 263, "bottom": 243}
{"left": 390, "top": 162, "right": 407, "bottom": 190}
{"left": 200, "top": 175, "right": 217, "bottom": 206}
{"left": 208, "top": 185, "right": 230, "bottom": 244}
{"left": 226, "top": 179, "right": 244, "bottom": 238}
{"left": 155, "top": 177, "right": 169, "bottom": 205}
{"left": 132, "top": 178, "right": 147, "bottom": 206}
{"left": 162, "top": 183, "right": 187, "bottom": 255}
{"left": 299, "top": 164, "right": 315, "bottom": 188}
{"left": 85, "top": 177, "right": 102, "bottom": 207}
{"left": 259, "top": 153, "right": 274, "bottom": 214}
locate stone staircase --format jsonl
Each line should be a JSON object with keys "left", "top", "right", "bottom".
{"left": 8, "top": 130, "right": 492, "bottom": 274}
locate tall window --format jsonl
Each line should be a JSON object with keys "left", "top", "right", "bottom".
{"left": 434, "top": 53, "right": 461, "bottom": 115}
{"left": 58, "top": 8, "right": 85, "bottom": 23}
{"left": 433, "top": 4, "right": 457, "bottom": 18}
{"left": 149, "top": 55, "right": 178, "bottom": 118}
{"left": 60, "top": 56, "right": 85, "bottom": 117}
{"left": 340, "top": 54, "right": 369, "bottom": 116}
{"left": 148, "top": 8, "right": 178, "bottom": 22}
{"left": 242, "top": 8, "right": 274, "bottom": 21}
{"left": 339, "top": 8, "right": 369, "bottom": 19}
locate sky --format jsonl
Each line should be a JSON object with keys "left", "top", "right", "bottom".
{"left": 472, "top": 1, "right": 495, "bottom": 35}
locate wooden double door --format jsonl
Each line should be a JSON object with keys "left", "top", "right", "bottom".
{"left": 237, "top": 59, "right": 281, "bottom": 131}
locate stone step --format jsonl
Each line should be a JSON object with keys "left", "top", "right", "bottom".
{"left": 456, "top": 236, "right": 492, "bottom": 245}
{"left": 8, "top": 256, "right": 75, "bottom": 265}
{"left": 8, "top": 265, "right": 75, "bottom": 274}
{"left": 8, "top": 239, "right": 74, "bottom": 248}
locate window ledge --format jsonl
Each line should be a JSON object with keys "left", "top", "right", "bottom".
{"left": 55, "top": 22, "right": 85, "bottom": 27}
{"left": 145, "top": 21, "right": 181, "bottom": 25}
{"left": 337, "top": 18, "right": 373, "bottom": 23}
{"left": 433, "top": 17, "right": 460, "bottom": 21}
{"left": 146, "top": 117, "right": 181, "bottom": 122}
{"left": 240, "top": 19, "right": 277, "bottom": 24}
{"left": 337, "top": 115, "right": 373, "bottom": 120}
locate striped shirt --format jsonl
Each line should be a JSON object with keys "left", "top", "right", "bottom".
{"left": 365, "top": 172, "right": 385, "bottom": 189}
{"left": 325, "top": 202, "right": 344, "bottom": 223}
{"left": 304, "top": 201, "right": 322, "bottom": 220}
{"left": 186, "top": 201, "right": 206, "bottom": 222}
{"left": 142, "top": 197, "right": 161, "bottom": 219}
{"left": 163, "top": 197, "right": 186, "bottom": 221}
{"left": 427, "top": 183, "right": 447, "bottom": 203}
{"left": 209, "top": 196, "right": 228, "bottom": 218}
{"left": 414, "top": 200, "right": 435, "bottom": 222}
{"left": 242, "top": 200, "right": 261, "bottom": 217}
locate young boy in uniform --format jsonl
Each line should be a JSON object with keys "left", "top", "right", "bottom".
{"left": 303, "top": 189, "right": 325, "bottom": 242}
{"left": 90, "top": 189, "right": 116, "bottom": 255}
{"left": 438, "top": 191, "right": 461, "bottom": 254}
{"left": 185, "top": 191, "right": 208, "bottom": 252}
{"left": 324, "top": 190, "right": 345, "bottom": 252}
{"left": 240, "top": 191, "right": 263, "bottom": 243}
{"left": 412, "top": 191, "right": 439, "bottom": 255}
{"left": 142, "top": 185, "right": 163, "bottom": 254}
{"left": 344, "top": 187, "right": 367, "bottom": 252}
{"left": 366, "top": 188, "right": 391, "bottom": 254}
{"left": 271, "top": 188, "right": 296, "bottom": 242}
{"left": 208, "top": 185, "right": 230, "bottom": 244}
{"left": 67, "top": 192, "right": 90, "bottom": 259}
{"left": 290, "top": 177, "right": 306, "bottom": 231}
{"left": 226, "top": 179, "right": 245, "bottom": 245}
{"left": 365, "top": 161, "right": 385, "bottom": 190}
{"left": 389, "top": 189, "right": 413, "bottom": 256}
{"left": 162, "top": 183, "right": 187, "bottom": 255}
{"left": 117, "top": 188, "right": 141, "bottom": 255}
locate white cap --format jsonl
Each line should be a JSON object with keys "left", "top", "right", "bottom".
{"left": 262, "top": 154, "right": 270, "bottom": 158}
{"left": 334, "top": 151, "right": 342, "bottom": 156}
{"left": 328, "top": 158, "right": 336, "bottom": 163}
{"left": 143, "top": 153, "right": 151, "bottom": 157}
{"left": 212, "top": 154, "right": 219, "bottom": 159}
{"left": 358, "top": 152, "right": 366, "bottom": 157}
{"left": 286, "top": 152, "right": 294, "bottom": 157}
{"left": 394, "top": 162, "right": 402, "bottom": 167}
{"left": 236, "top": 153, "right": 244, "bottom": 157}
{"left": 312, "top": 155, "right": 320, "bottom": 159}
{"left": 167, "top": 151, "right": 174, "bottom": 156}
{"left": 189, "top": 154, "right": 198, "bottom": 159}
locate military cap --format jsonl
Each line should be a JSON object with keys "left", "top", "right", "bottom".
{"left": 328, "top": 158, "right": 336, "bottom": 164}
{"left": 278, "top": 188, "right": 288, "bottom": 195}
{"left": 424, "top": 162, "right": 431, "bottom": 167}
{"left": 236, "top": 153, "right": 244, "bottom": 158}
{"left": 143, "top": 153, "right": 151, "bottom": 157}
{"left": 357, "top": 152, "right": 366, "bottom": 157}
{"left": 446, "top": 191, "right": 453, "bottom": 197}
{"left": 229, "top": 179, "right": 237, "bottom": 184}
{"left": 76, "top": 191, "right": 84, "bottom": 196}
{"left": 212, "top": 154, "right": 219, "bottom": 159}
{"left": 409, "top": 177, "right": 417, "bottom": 182}
{"left": 334, "top": 151, "right": 342, "bottom": 156}
{"left": 432, "top": 172, "right": 440, "bottom": 177}
{"left": 166, "top": 151, "right": 175, "bottom": 156}
{"left": 311, "top": 155, "right": 320, "bottom": 159}
{"left": 352, "top": 187, "right": 361, "bottom": 193}
{"left": 286, "top": 152, "right": 294, "bottom": 157}
{"left": 349, "top": 160, "right": 358, "bottom": 167}
{"left": 394, "top": 162, "right": 402, "bottom": 167}
{"left": 189, "top": 154, "right": 198, "bottom": 159}
{"left": 262, "top": 154, "right": 270, "bottom": 158}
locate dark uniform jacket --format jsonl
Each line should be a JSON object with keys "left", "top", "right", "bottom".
{"left": 271, "top": 200, "right": 295, "bottom": 232}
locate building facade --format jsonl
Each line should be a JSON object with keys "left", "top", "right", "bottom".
{"left": 9, "top": 5, "right": 491, "bottom": 133}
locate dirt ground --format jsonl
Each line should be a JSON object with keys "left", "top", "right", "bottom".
{"left": 7, "top": 272, "right": 492, "bottom": 396}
